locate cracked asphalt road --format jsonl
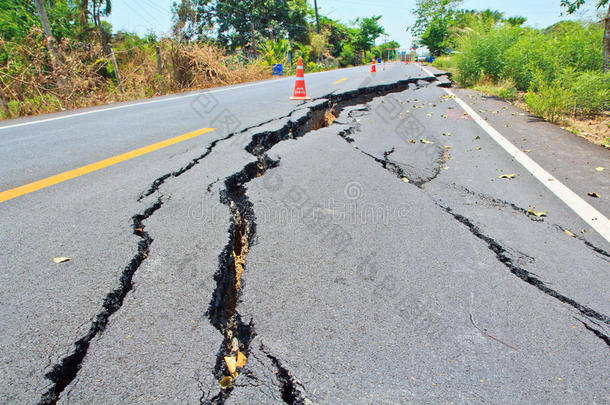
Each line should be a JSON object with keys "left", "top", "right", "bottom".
{"left": 0, "top": 63, "right": 608, "bottom": 404}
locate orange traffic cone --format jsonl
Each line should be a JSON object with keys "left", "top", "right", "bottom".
{"left": 371, "top": 59, "right": 376, "bottom": 73}
{"left": 290, "top": 59, "right": 311, "bottom": 100}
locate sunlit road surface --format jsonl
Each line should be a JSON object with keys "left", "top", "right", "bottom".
{"left": 1, "top": 63, "right": 608, "bottom": 404}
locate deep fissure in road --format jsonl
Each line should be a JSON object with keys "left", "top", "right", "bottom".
{"left": 36, "top": 73, "right": 458, "bottom": 404}
{"left": 201, "top": 78, "right": 449, "bottom": 402}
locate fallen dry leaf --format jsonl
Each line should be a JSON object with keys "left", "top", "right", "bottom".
{"left": 528, "top": 209, "right": 547, "bottom": 217}
{"left": 587, "top": 192, "right": 600, "bottom": 198}
{"left": 420, "top": 139, "right": 434, "bottom": 144}
{"left": 499, "top": 174, "right": 516, "bottom": 179}
{"left": 409, "top": 139, "right": 416, "bottom": 144}
{"left": 595, "top": 166, "right": 604, "bottom": 172}
{"left": 236, "top": 351, "right": 247, "bottom": 368}
{"left": 224, "top": 356, "right": 237, "bottom": 375}
{"left": 475, "top": 136, "right": 480, "bottom": 140}
{"left": 564, "top": 229, "right": 576, "bottom": 238}
{"left": 443, "top": 145, "right": 452, "bottom": 149}
{"left": 219, "top": 376, "right": 232, "bottom": 389}
{"left": 476, "top": 146, "right": 482, "bottom": 150}
{"left": 53, "top": 257, "right": 71, "bottom": 264}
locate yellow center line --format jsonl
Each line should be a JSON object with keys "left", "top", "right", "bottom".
{"left": 0, "top": 127, "right": 216, "bottom": 203}
{"left": 333, "top": 77, "right": 348, "bottom": 85}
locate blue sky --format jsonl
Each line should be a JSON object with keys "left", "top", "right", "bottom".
{"left": 106, "top": 0, "right": 598, "bottom": 48}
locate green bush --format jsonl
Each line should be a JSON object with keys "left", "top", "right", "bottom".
{"left": 571, "top": 72, "right": 610, "bottom": 115}
{"left": 498, "top": 86, "right": 517, "bottom": 101}
{"left": 503, "top": 30, "right": 560, "bottom": 90}
{"left": 525, "top": 76, "right": 573, "bottom": 123}
{"left": 339, "top": 43, "right": 355, "bottom": 66}
{"left": 503, "top": 23, "right": 603, "bottom": 91}
{"left": 454, "top": 23, "right": 521, "bottom": 86}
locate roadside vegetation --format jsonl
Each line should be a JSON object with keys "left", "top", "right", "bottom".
{"left": 0, "top": 0, "right": 397, "bottom": 120}
{"left": 412, "top": 0, "right": 610, "bottom": 146}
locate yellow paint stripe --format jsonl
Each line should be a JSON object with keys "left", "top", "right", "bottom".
{"left": 0, "top": 127, "right": 216, "bottom": 203}
{"left": 333, "top": 77, "right": 348, "bottom": 85}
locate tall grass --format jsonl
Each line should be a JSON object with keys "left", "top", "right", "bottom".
{"left": 450, "top": 20, "right": 608, "bottom": 120}
{"left": 0, "top": 31, "right": 270, "bottom": 120}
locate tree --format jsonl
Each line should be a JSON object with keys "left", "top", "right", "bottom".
{"left": 319, "top": 16, "right": 352, "bottom": 57}
{"left": 561, "top": 0, "right": 610, "bottom": 72}
{"left": 185, "top": 0, "right": 309, "bottom": 48}
{"left": 376, "top": 40, "right": 400, "bottom": 60}
{"left": 507, "top": 16, "right": 527, "bottom": 26}
{"left": 353, "top": 15, "right": 385, "bottom": 60}
{"left": 409, "top": 0, "right": 462, "bottom": 55}
{"left": 410, "top": 0, "right": 462, "bottom": 38}
{"left": 89, "top": 0, "right": 112, "bottom": 53}
{"left": 171, "top": 0, "right": 202, "bottom": 41}
{"left": 34, "top": 0, "right": 65, "bottom": 86}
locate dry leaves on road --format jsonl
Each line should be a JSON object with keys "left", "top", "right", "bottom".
{"left": 528, "top": 210, "right": 547, "bottom": 217}
{"left": 499, "top": 174, "right": 516, "bottom": 179}
{"left": 53, "top": 257, "right": 71, "bottom": 263}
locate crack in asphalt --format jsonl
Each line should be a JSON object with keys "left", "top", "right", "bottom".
{"left": 39, "top": 197, "right": 163, "bottom": 405}
{"left": 441, "top": 207, "right": 610, "bottom": 327}
{"left": 328, "top": 77, "right": 610, "bottom": 347}
{"left": 202, "top": 77, "right": 448, "bottom": 402}
{"left": 44, "top": 71, "right": 585, "bottom": 403}
{"left": 447, "top": 183, "right": 546, "bottom": 222}
{"left": 260, "top": 344, "right": 306, "bottom": 405}
{"left": 579, "top": 319, "right": 610, "bottom": 347}
{"left": 204, "top": 160, "right": 272, "bottom": 404}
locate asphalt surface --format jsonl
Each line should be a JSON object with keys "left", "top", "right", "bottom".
{"left": 0, "top": 63, "right": 608, "bottom": 404}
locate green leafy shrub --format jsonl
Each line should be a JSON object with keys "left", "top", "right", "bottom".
{"left": 498, "top": 86, "right": 517, "bottom": 101}
{"left": 503, "top": 23, "right": 603, "bottom": 91}
{"left": 339, "top": 43, "right": 355, "bottom": 66}
{"left": 570, "top": 72, "right": 610, "bottom": 115}
{"left": 525, "top": 74, "right": 573, "bottom": 123}
{"left": 454, "top": 23, "right": 521, "bottom": 86}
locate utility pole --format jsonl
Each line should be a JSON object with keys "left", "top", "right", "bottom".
{"left": 313, "top": 0, "right": 320, "bottom": 33}
{"left": 34, "top": 0, "right": 65, "bottom": 87}
{"left": 109, "top": 47, "right": 123, "bottom": 92}
{"left": 156, "top": 45, "right": 163, "bottom": 75}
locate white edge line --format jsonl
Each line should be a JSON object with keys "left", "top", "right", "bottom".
{"left": 0, "top": 66, "right": 368, "bottom": 131}
{"left": 420, "top": 66, "right": 609, "bottom": 243}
